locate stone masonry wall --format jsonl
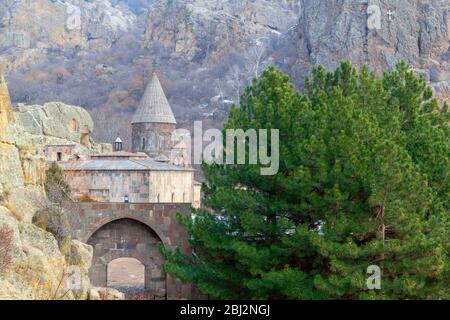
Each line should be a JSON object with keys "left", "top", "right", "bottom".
{"left": 68, "top": 202, "right": 196, "bottom": 299}
{"left": 64, "top": 170, "right": 150, "bottom": 203}
{"left": 132, "top": 123, "right": 176, "bottom": 159}
{"left": 64, "top": 169, "right": 196, "bottom": 205}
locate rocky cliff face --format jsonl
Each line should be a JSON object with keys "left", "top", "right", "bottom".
{"left": 0, "top": 124, "right": 90, "bottom": 299}
{"left": 1, "top": 98, "right": 109, "bottom": 222}
{"left": 0, "top": 0, "right": 135, "bottom": 52}
{"left": 0, "top": 73, "right": 15, "bottom": 128}
{"left": 282, "top": 0, "right": 450, "bottom": 103}
{"left": 143, "top": 0, "right": 300, "bottom": 62}
{"left": 15, "top": 102, "right": 94, "bottom": 147}
{"left": 0, "top": 0, "right": 448, "bottom": 143}
{"left": 0, "top": 77, "right": 113, "bottom": 299}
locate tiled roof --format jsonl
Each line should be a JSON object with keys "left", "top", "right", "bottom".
{"left": 90, "top": 151, "right": 148, "bottom": 159}
{"left": 58, "top": 158, "right": 194, "bottom": 172}
{"left": 131, "top": 73, "right": 176, "bottom": 124}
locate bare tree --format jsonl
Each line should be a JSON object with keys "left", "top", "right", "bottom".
{"left": 90, "top": 108, "right": 132, "bottom": 150}
{"left": 230, "top": 65, "right": 243, "bottom": 104}
{"left": 245, "top": 38, "right": 269, "bottom": 78}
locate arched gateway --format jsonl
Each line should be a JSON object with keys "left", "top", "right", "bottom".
{"left": 67, "top": 202, "right": 195, "bottom": 299}
{"left": 88, "top": 218, "right": 166, "bottom": 298}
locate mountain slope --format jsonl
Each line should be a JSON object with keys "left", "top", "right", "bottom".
{"left": 282, "top": 0, "right": 449, "bottom": 101}
{"left": 0, "top": 0, "right": 448, "bottom": 147}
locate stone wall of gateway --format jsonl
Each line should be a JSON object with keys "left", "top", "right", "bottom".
{"left": 67, "top": 202, "right": 201, "bottom": 299}
{"left": 64, "top": 170, "right": 150, "bottom": 203}
{"left": 64, "top": 169, "right": 197, "bottom": 205}
{"left": 148, "top": 170, "right": 195, "bottom": 204}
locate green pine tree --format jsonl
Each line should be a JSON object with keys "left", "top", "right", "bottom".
{"left": 161, "top": 62, "right": 450, "bottom": 300}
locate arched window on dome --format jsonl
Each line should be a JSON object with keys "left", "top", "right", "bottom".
{"left": 142, "top": 137, "right": 146, "bottom": 150}
{"left": 69, "top": 118, "right": 79, "bottom": 132}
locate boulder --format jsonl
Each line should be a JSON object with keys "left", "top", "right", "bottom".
{"left": 68, "top": 240, "right": 93, "bottom": 272}
{"left": 66, "top": 240, "right": 93, "bottom": 300}
{"left": 0, "top": 142, "right": 27, "bottom": 221}
{"left": 89, "top": 287, "right": 125, "bottom": 300}
{"left": 0, "top": 206, "right": 27, "bottom": 271}
{"left": 14, "top": 102, "right": 94, "bottom": 146}
{"left": 0, "top": 207, "right": 65, "bottom": 300}
{"left": 0, "top": 206, "right": 93, "bottom": 300}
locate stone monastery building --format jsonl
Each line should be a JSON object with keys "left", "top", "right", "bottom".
{"left": 58, "top": 74, "right": 201, "bottom": 209}
{"left": 1, "top": 71, "right": 202, "bottom": 298}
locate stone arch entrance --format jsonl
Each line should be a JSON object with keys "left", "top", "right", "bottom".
{"left": 69, "top": 202, "right": 197, "bottom": 299}
{"left": 87, "top": 218, "right": 167, "bottom": 298}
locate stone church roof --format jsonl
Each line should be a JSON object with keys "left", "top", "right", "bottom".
{"left": 90, "top": 151, "right": 148, "bottom": 160}
{"left": 58, "top": 158, "right": 194, "bottom": 172}
{"left": 131, "top": 73, "right": 176, "bottom": 124}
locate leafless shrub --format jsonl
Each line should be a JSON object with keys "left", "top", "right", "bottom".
{"left": 29, "top": 184, "right": 83, "bottom": 254}
{"left": 33, "top": 205, "right": 72, "bottom": 257}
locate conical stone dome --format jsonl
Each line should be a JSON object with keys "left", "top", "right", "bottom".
{"left": 132, "top": 73, "right": 176, "bottom": 124}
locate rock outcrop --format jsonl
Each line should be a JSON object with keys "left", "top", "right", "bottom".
{"left": 0, "top": 0, "right": 135, "bottom": 52}
{"left": 14, "top": 102, "right": 95, "bottom": 147}
{"left": 0, "top": 76, "right": 117, "bottom": 300}
{"left": 0, "top": 206, "right": 92, "bottom": 300}
{"left": 0, "top": 73, "right": 15, "bottom": 129}
{"left": 143, "top": 0, "right": 300, "bottom": 62}
{"left": 282, "top": 0, "right": 450, "bottom": 104}
{"left": 0, "top": 95, "right": 111, "bottom": 225}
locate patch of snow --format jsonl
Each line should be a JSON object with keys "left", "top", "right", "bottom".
{"left": 269, "top": 28, "right": 282, "bottom": 36}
